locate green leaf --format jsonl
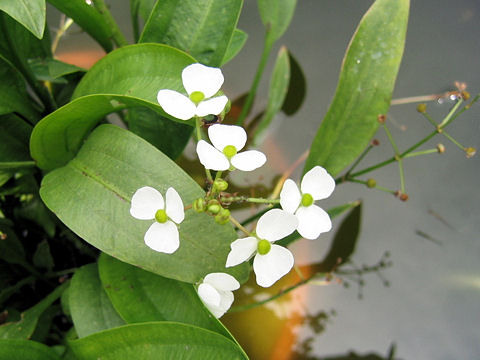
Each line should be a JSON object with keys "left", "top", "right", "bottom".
{"left": 39, "top": 124, "right": 249, "bottom": 284}
{"left": 31, "top": 44, "right": 197, "bottom": 171}
{"left": 98, "top": 254, "right": 233, "bottom": 338}
{"left": 139, "top": 0, "right": 243, "bottom": 67}
{"left": 126, "top": 107, "right": 192, "bottom": 160}
{"left": 32, "top": 239, "right": 55, "bottom": 271}
{"left": 0, "top": 339, "right": 61, "bottom": 360}
{"left": 46, "top": 0, "right": 114, "bottom": 52}
{"left": 258, "top": 0, "right": 297, "bottom": 42}
{"left": 69, "top": 322, "right": 247, "bottom": 360}
{"left": 0, "top": 283, "right": 67, "bottom": 339}
{"left": 253, "top": 46, "right": 290, "bottom": 142}
{"left": 0, "top": 114, "right": 33, "bottom": 169}
{"left": 130, "top": 0, "right": 157, "bottom": 41}
{"left": 282, "top": 52, "right": 306, "bottom": 116}
{"left": 28, "top": 58, "right": 85, "bottom": 83}
{"left": 69, "top": 264, "right": 125, "bottom": 338}
{"left": 0, "top": 224, "right": 26, "bottom": 266}
{"left": 0, "top": 0, "right": 46, "bottom": 39}
{"left": 304, "top": 0, "right": 410, "bottom": 176}
{"left": 221, "top": 29, "right": 248, "bottom": 65}
{"left": 14, "top": 195, "right": 56, "bottom": 237}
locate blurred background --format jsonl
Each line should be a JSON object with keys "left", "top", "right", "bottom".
{"left": 48, "top": 0, "right": 480, "bottom": 358}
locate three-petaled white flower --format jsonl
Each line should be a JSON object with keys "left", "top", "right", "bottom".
{"left": 130, "top": 186, "right": 184, "bottom": 254}
{"left": 196, "top": 124, "right": 266, "bottom": 171}
{"left": 157, "top": 63, "right": 228, "bottom": 121}
{"left": 197, "top": 272, "right": 240, "bottom": 318}
{"left": 226, "top": 209, "right": 298, "bottom": 288}
{"left": 280, "top": 166, "right": 335, "bottom": 240}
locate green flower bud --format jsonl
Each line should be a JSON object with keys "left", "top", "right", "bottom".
{"left": 257, "top": 239, "right": 271, "bottom": 255}
{"left": 416, "top": 103, "right": 427, "bottom": 113}
{"left": 366, "top": 178, "right": 377, "bottom": 188}
{"left": 465, "top": 147, "right": 476, "bottom": 158}
{"left": 193, "top": 198, "right": 207, "bottom": 213}
{"left": 155, "top": 209, "right": 168, "bottom": 223}
{"left": 215, "top": 208, "right": 231, "bottom": 225}
{"left": 301, "top": 193, "right": 314, "bottom": 207}
{"left": 207, "top": 200, "right": 221, "bottom": 215}
{"left": 213, "top": 178, "right": 228, "bottom": 192}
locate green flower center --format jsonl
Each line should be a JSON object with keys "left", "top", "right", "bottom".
{"left": 189, "top": 91, "right": 205, "bottom": 104}
{"left": 155, "top": 209, "right": 168, "bottom": 223}
{"left": 301, "top": 193, "right": 314, "bottom": 207}
{"left": 257, "top": 239, "right": 271, "bottom": 255}
{"left": 223, "top": 145, "right": 237, "bottom": 158}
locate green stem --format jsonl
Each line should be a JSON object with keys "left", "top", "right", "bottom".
{"left": 92, "top": 0, "right": 129, "bottom": 47}
{"left": 403, "top": 148, "right": 438, "bottom": 158}
{"left": 398, "top": 158, "right": 406, "bottom": 193}
{"left": 349, "top": 179, "right": 395, "bottom": 194}
{"left": 438, "top": 98, "right": 463, "bottom": 128}
{"left": 221, "top": 196, "right": 280, "bottom": 205}
{"left": 345, "top": 144, "right": 374, "bottom": 177}
{"left": 441, "top": 131, "right": 465, "bottom": 150}
{"left": 229, "top": 216, "right": 250, "bottom": 236}
{"left": 236, "top": 33, "right": 275, "bottom": 126}
{"left": 195, "top": 117, "right": 213, "bottom": 182}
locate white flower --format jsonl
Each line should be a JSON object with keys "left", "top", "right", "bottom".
{"left": 225, "top": 209, "right": 298, "bottom": 288}
{"left": 280, "top": 166, "right": 335, "bottom": 240}
{"left": 197, "top": 272, "right": 240, "bottom": 318}
{"left": 196, "top": 124, "right": 266, "bottom": 171}
{"left": 157, "top": 63, "right": 228, "bottom": 120}
{"left": 130, "top": 186, "right": 184, "bottom": 254}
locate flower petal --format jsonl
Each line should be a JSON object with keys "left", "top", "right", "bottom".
{"left": 204, "top": 272, "right": 240, "bottom": 291}
{"left": 196, "top": 96, "right": 228, "bottom": 117}
{"left": 198, "top": 282, "right": 221, "bottom": 307}
{"left": 203, "top": 290, "right": 233, "bottom": 318}
{"left": 225, "top": 237, "right": 258, "bottom": 267}
{"left": 165, "top": 187, "right": 184, "bottom": 224}
{"left": 231, "top": 150, "right": 266, "bottom": 172}
{"left": 253, "top": 245, "right": 294, "bottom": 288}
{"left": 256, "top": 209, "right": 298, "bottom": 242}
{"left": 130, "top": 186, "right": 164, "bottom": 220}
{"left": 300, "top": 166, "right": 335, "bottom": 200}
{"left": 157, "top": 89, "right": 196, "bottom": 120}
{"left": 208, "top": 124, "right": 247, "bottom": 152}
{"left": 196, "top": 140, "right": 230, "bottom": 171}
{"left": 182, "top": 63, "right": 224, "bottom": 98}
{"left": 144, "top": 221, "right": 180, "bottom": 254}
{"left": 280, "top": 179, "right": 301, "bottom": 213}
{"left": 296, "top": 205, "right": 332, "bottom": 240}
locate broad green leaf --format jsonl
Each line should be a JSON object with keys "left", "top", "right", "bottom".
{"left": 126, "top": 107, "right": 192, "bottom": 160}
{"left": 31, "top": 44, "right": 196, "bottom": 171}
{"left": 0, "top": 59, "right": 39, "bottom": 122}
{"left": 139, "top": 0, "right": 243, "bottom": 67}
{"left": 253, "top": 46, "right": 290, "bottom": 142}
{"left": 98, "top": 254, "right": 232, "bottom": 338}
{"left": 39, "top": 124, "right": 249, "bottom": 284}
{"left": 130, "top": 0, "right": 157, "bottom": 41}
{"left": 0, "top": 0, "right": 46, "bottom": 39}
{"left": 69, "top": 322, "right": 247, "bottom": 360}
{"left": 221, "top": 29, "right": 248, "bottom": 65}
{"left": 46, "top": 0, "right": 114, "bottom": 52}
{"left": 304, "top": 0, "right": 410, "bottom": 176}
{"left": 0, "top": 339, "right": 61, "bottom": 360}
{"left": 70, "top": 264, "right": 125, "bottom": 338}
{"left": 282, "top": 52, "right": 306, "bottom": 116}
{"left": 28, "top": 58, "right": 85, "bottom": 83}
{"left": 32, "top": 240, "right": 54, "bottom": 271}
{"left": 0, "top": 283, "right": 67, "bottom": 339}
{"left": 258, "top": 0, "right": 297, "bottom": 43}
{"left": 0, "top": 114, "right": 33, "bottom": 168}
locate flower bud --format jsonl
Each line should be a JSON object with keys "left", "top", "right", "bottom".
{"left": 215, "top": 208, "right": 231, "bottom": 225}
{"left": 377, "top": 114, "right": 386, "bottom": 124}
{"left": 193, "top": 198, "right": 207, "bottom": 213}
{"left": 207, "top": 200, "right": 221, "bottom": 214}
{"left": 416, "top": 103, "right": 427, "bottom": 113}
{"left": 461, "top": 91, "right": 470, "bottom": 100}
{"left": 366, "top": 178, "right": 376, "bottom": 188}
{"left": 436, "top": 144, "right": 445, "bottom": 154}
{"left": 371, "top": 139, "right": 380, "bottom": 146}
{"left": 400, "top": 193, "right": 409, "bottom": 202}
{"left": 465, "top": 147, "right": 476, "bottom": 158}
{"left": 213, "top": 178, "right": 228, "bottom": 192}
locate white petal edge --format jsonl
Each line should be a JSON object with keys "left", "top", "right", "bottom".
{"left": 208, "top": 124, "right": 247, "bottom": 152}
{"left": 196, "top": 96, "right": 228, "bottom": 117}
{"left": 280, "top": 179, "right": 301, "bottom": 214}
{"left": 144, "top": 221, "right": 180, "bottom": 254}
{"left": 157, "top": 89, "right": 196, "bottom": 121}
{"left": 130, "top": 186, "right": 164, "bottom": 220}
{"left": 182, "top": 63, "right": 224, "bottom": 98}
{"left": 300, "top": 166, "right": 335, "bottom": 200}
{"left": 204, "top": 290, "right": 234, "bottom": 318}
{"left": 231, "top": 150, "right": 266, "bottom": 172}
{"left": 204, "top": 272, "right": 240, "bottom": 291}
{"left": 253, "top": 245, "right": 294, "bottom": 288}
{"left": 225, "top": 237, "right": 258, "bottom": 267}
{"left": 196, "top": 140, "right": 230, "bottom": 171}
{"left": 165, "top": 187, "right": 184, "bottom": 224}
{"left": 296, "top": 205, "right": 332, "bottom": 240}
{"left": 256, "top": 209, "right": 298, "bottom": 242}
{"left": 198, "top": 282, "right": 221, "bottom": 307}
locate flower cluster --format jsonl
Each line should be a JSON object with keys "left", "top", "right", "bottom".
{"left": 129, "top": 63, "right": 335, "bottom": 318}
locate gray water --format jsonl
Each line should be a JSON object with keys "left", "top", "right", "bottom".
{"left": 49, "top": 0, "right": 480, "bottom": 358}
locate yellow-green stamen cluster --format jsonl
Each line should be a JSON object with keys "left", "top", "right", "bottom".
{"left": 301, "top": 193, "right": 314, "bottom": 207}
{"left": 257, "top": 239, "right": 271, "bottom": 255}
{"left": 190, "top": 91, "right": 205, "bottom": 104}
{"left": 223, "top": 145, "right": 237, "bottom": 158}
{"left": 155, "top": 209, "right": 168, "bottom": 223}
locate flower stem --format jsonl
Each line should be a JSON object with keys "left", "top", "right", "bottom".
{"left": 345, "top": 144, "right": 374, "bottom": 178}
{"left": 441, "top": 131, "right": 466, "bottom": 151}
{"left": 348, "top": 179, "right": 396, "bottom": 194}
{"left": 236, "top": 33, "right": 275, "bottom": 126}
{"left": 92, "top": 0, "right": 129, "bottom": 48}
{"left": 229, "top": 216, "right": 251, "bottom": 236}
{"left": 195, "top": 117, "right": 213, "bottom": 182}
{"left": 51, "top": 15, "right": 74, "bottom": 54}
{"left": 438, "top": 98, "right": 463, "bottom": 128}
{"left": 221, "top": 196, "right": 280, "bottom": 205}
{"left": 402, "top": 148, "right": 438, "bottom": 158}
